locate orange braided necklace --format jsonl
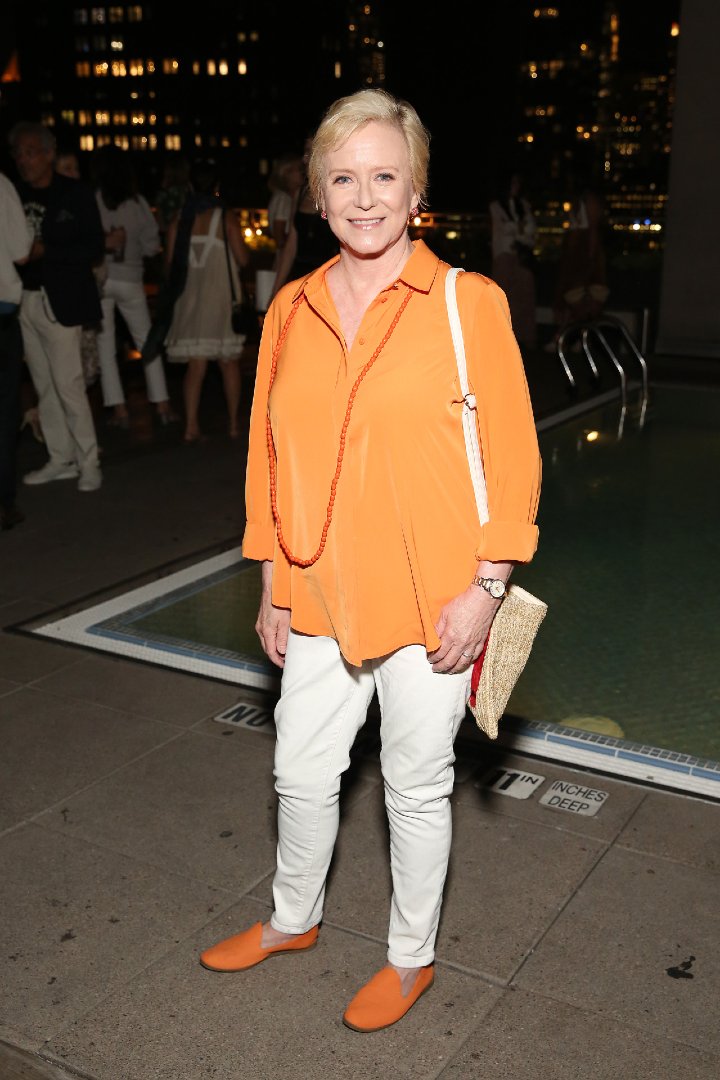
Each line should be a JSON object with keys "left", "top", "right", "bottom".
{"left": 266, "top": 286, "right": 413, "bottom": 568}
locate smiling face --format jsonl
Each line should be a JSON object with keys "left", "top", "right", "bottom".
{"left": 321, "top": 121, "right": 418, "bottom": 260}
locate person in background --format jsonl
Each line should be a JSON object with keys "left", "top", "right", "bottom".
{"left": 92, "top": 144, "right": 176, "bottom": 428}
{"left": 0, "top": 170, "right": 33, "bottom": 529}
{"left": 551, "top": 179, "right": 609, "bottom": 342}
{"left": 55, "top": 147, "right": 83, "bottom": 181}
{"left": 163, "top": 158, "right": 251, "bottom": 442}
{"left": 199, "top": 89, "right": 540, "bottom": 1032}
{"left": 154, "top": 154, "right": 192, "bottom": 247}
{"left": 18, "top": 144, "right": 92, "bottom": 449}
{"left": 9, "top": 122, "right": 104, "bottom": 492}
{"left": 268, "top": 135, "right": 339, "bottom": 301}
{"left": 488, "top": 170, "right": 538, "bottom": 350}
{"left": 255, "top": 152, "right": 305, "bottom": 315}
{"left": 267, "top": 152, "right": 306, "bottom": 251}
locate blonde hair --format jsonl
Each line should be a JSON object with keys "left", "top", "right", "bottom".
{"left": 307, "top": 89, "right": 430, "bottom": 210}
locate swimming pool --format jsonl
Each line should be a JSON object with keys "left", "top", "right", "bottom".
{"left": 26, "top": 383, "right": 720, "bottom": 798}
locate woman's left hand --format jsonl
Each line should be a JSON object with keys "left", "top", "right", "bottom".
{"left": 428, "top": 587, "right": 501, "bottom": 674}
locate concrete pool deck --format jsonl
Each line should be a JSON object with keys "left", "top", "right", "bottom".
{"left": 1, "top": 346, "right": 719, "bottom": 1079}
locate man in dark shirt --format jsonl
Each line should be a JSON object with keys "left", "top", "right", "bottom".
{"left": 9, "top": 122, "right": 104, "bottom": 491}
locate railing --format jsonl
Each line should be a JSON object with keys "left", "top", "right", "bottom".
{"left": 555, "top": 314, "right": 650, "bottom": 435}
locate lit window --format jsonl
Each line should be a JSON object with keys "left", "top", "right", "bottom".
{"left": 250, "top": 31, "right": 259, "bottom": 42}
{"left": 238, "top": 59, "right": 247, "bottom": 75}
{"left": 91, "top": 8, "right": 106, "bottom": 24}
{"left": 111, "top": 61, "right": 127, "bottom": 76}
{"left": 163, "top": 59, "right": 179, "bottom": 74}
{"left": 78, "top": 110, "right": 93, "bottom": 126}
{"left": 131, "top": 135, "right": 149, "bottom": 149}
{"left": 114, "top": 135, "right": 129, "bottom": 149}
{"left": 74, "top": 9, "right": 89, "bottom": 25}
{"left": 218, "top": 60, "right": 229, "bottom": 75}
{"left": 194, "top": 134, "right": 202, "bottom": 147}
{"left": 96, "top": 135, "right": 111, "bottom": 147}
{"left": 79, "top": 134, "right": 95, "bottom": 151}
{"left": 148, "top": 113, "right": 156, "bottom": 125}
{"left": 148, "top": 134, "right": 157, "bottom": 149}
{"left": 146, "top": 59, "right": 155, "bottom": 73}
{"left": 193, "top": 61, "right": 200, "bottom": 74}
{"left": 112, "top": 111, "right": 127, "bottom": 124}
{"left": 131, "top": 111, "right": 145, "bottom": 125}
{"left": 76, "top": 61, "right": 91, "bottom": 76}
{"left": 239, "top": 135, "right": 248, "bottom": 148}
{"left": 237, "top": 32, "right": 246, "bottom": 42}
{"left": 95, "top": 110, "right": 110, "bottom": 125}
{"left": 109, "top": 6, "right": 123, "bottom": 22}
{"left": 61, "top": 110, "right": 75, "bottom": 124}
{"left": 110, "top": 37, "right": 123, "bottom": 50}
{"left": 127, "top": 5, "right": 143, "bottom": 21}
{"left": 129, "top": 59, "right": 144, "bottom": 75}
{"left": 221, "top": 136, "right": 230, "bottom": 147}
{"left": 334, "top": 61, "right": 341, "bottom": 78}
{"left": 165, "top": 134, "right": 181, "bottom": 150}
{"left": 207, "top": 60, "right": 216, "bottom": 75}
{"left": 94, "top": 61, "right": 109, "bottom": 76}
{"left": 41, "top": 113, "right": 54, "bottom": 127}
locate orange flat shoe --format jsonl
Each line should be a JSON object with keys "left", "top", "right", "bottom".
{"left": 199, "top": 921, "right": 318, "bottom": 972}
{"left": 342, "top": 964, "right": 434, "bottom": 1032}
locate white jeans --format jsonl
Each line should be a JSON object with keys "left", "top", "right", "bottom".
{"left": 97, "top": 279, "right": 169, "bottom": 406}
{"left": 20, "top": 290, "right": 100, "bottom": 470}
{"left": 270, "top": 631, "right": 471, "bottom": 968}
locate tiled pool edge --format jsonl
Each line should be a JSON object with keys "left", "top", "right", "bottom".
{"left": 500, "top": 717, "right": 720, "bottom": 801}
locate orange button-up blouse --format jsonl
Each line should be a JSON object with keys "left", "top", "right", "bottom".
{"left": 243, "top": 240, "right": 541, "bottom": 666}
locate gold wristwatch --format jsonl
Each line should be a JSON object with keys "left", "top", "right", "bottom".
{"left": 472, "top": 575, "right": 508, "bottom": 600}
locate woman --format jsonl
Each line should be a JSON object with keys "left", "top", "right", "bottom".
{"left": 268, "top": 136, "right": 339, "bottom": 302}
{"left": 488, "top": 171, "right": 538, "bottom": 348}
{"left": 163, "top": 158, "right": 250, "bottom": 442}
{"left": 199, "top": 90, "right": 541, "bottom": 1031}
{"left": 93, "top": 145, "right": 176, "bottom": 428}
{"left": 256, "top": 152, "right": 305, "bottom": 314}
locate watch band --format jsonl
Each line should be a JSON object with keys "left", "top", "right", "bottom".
{"left": 472, "top": 575, "right": 508, "bottom": 600}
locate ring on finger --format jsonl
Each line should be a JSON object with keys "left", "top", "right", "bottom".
{"left": 461, "top": 651, "right": 473, "bottom": 658}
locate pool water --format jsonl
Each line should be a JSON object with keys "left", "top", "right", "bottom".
{"left": 510, "top": 385, "right": 720, "bottom": 761}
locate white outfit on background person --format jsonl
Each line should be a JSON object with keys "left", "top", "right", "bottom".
{"left": 95, "top": 191, "right": 170, "bottom": 407}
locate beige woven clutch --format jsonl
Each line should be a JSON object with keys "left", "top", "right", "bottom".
{"left": 446, "top": 267, "right": 548, "bottom": 739}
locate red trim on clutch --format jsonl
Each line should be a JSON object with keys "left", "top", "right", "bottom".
{"left": 468, "top": 637, "right": 489, "bottom": 708}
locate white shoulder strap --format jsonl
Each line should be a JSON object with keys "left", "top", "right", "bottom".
{"left": 445, "top": 266, "right": 490, "bottom": 526}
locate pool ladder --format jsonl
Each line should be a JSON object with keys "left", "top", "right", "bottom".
{"left": 556, "top": 314, "right": 649, "bottom": 435}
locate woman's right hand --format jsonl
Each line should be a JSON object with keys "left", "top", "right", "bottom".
{"left": 256, "top": 560, "right": 291, "bottom": 667}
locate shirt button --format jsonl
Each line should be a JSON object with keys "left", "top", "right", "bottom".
{"left": 381, "top": 297, "right": 388, "bottom": 303}
{"left": 358, "top": 337, "right": 365, "bottom": 345}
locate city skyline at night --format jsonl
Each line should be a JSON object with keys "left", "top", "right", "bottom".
{"left": 1, "top": 1, "right": 681, "bottom": 215}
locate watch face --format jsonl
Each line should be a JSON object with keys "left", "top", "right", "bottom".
{"left": 488, "top": 579, "right": 506, "bottom": 599}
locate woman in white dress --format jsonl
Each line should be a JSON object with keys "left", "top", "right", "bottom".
{"left": 164, "top": 160, "right": 251, "bottom": 442}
